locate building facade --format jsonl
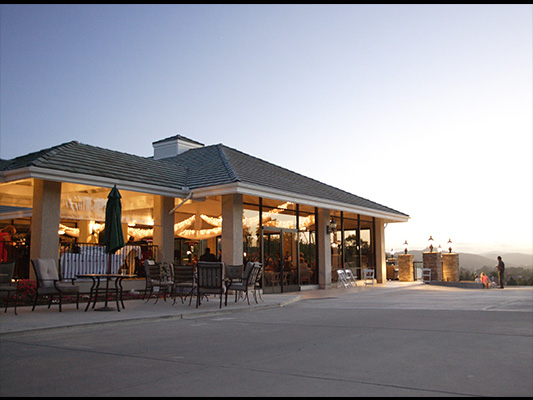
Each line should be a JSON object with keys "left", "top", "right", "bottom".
{"left": 0, "top": 135, "right": 409, "bottom": 291}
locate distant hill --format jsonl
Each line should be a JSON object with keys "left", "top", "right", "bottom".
{"left": 391, "top": 250, "right": 532, "bottom": 271}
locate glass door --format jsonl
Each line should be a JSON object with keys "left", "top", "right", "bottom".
{"left": 262, "top": 227, "right": 299, "bottom": 293}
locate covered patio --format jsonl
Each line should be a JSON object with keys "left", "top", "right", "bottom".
{"left": 0, "top": 135, "right": 409, "bottom": 292}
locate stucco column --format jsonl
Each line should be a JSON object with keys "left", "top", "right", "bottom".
{"left": 30, "top": 179, "right": 62, "bottom": 277}
{"left": 317, "top": 208, "right": 331, "bottom": 289}
{"left": 374, "top": 218, "right": 386, "bottom": 284}
{"left": 221, "top": 194, "right": 243, "bottom": 266}
{"left": 78, "top": 220, "right": 91, "bottom": 243}
{"left": 153, "top": 195, "right": 175, "bottom": 263}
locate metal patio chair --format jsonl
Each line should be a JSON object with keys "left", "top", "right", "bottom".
{"left": 196, "top": 261, "right": 226, "bottom": 309}
{"left": 364, "top": 268, "right": 375, "bottom": 286}
{"left": 0, "top": 262, "right": 17, "bottom": 314}
{"left": 31, "top": 258, "right": 80, "bottom": 312}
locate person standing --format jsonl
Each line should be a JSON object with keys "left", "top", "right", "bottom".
{"left": 496, "top": 256, "right": 505, "bottom": 289}
{"left": 0, "top": 225, "right": 16, "bottom": 262}
{"left": 199, "top": 247, "right": 217, "bottom": 262}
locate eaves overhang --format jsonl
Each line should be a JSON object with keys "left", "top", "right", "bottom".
{"left": 190, "top": 181, "right": 410, "bottom": 223}
{"left": 1, "top": 166, "right": 190, "bottom": 199}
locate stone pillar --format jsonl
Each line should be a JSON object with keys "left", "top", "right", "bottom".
{"left": 30, "top": 179, "right": 62, "bottom": 278}
{"left": 398, "top": 253, "right": 414, "bottom": 281}
{"left": 442, "top": 253, "right": 459, "bottom": 282}
{"left": 422, "top": 252, "right": 442, "bottom": 281}
{"left": 221, "top": 194, "right": 243, "bottom": 266}
{"left": 317, "top": 208, "right": 332, "bottom": 289}
{"left": 153, "top": 195, "right": 175, "bottom": 263}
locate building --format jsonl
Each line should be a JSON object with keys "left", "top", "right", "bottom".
{"left": 0, "top": 135, "right": 409, "bottom": 291}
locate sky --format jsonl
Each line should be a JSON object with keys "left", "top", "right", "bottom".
{"left": 1, "top": 4, "right": 532, "bottom": 255}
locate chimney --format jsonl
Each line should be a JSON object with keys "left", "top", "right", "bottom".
{"left": 152, "top": 135, "right": 204, "bottom": 160}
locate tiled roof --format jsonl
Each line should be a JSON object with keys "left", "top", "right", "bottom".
{"left": 167, "top": 144, "right": 408, "bottom": 217}
{"left": 2, "top": 140, "right": 408, "bottom": 218}
{"left": 1, "top": 141, "right": 188, "bottom": 190}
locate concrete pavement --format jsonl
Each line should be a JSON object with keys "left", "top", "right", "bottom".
{"left": 1, "top": 282, "right": 532, "bottom": 396}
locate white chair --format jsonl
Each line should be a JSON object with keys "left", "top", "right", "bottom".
{"left": 421, "top": 268, "right": 432, "bottom": 283}
{"left": 364, "top": 269, "right": 375, "bottom": 286}
{"left": 336, "top": 269, "right": 351, "bottom": 288}
{"left": 344, "top": 269, "right": 357, "bottom": 287}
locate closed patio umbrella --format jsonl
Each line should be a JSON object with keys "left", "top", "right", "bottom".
{"left": 103, "top": 185, "right": 125, "bottom": 266}
{"left": 97, "top": 185, "right": 125, "bottom": 311}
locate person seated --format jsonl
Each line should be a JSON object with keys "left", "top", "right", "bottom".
{"left": 480, "top": 272, "right": 491, "bottom": 289}
{"left": 474, "top": 275, "right": 481, "bottom": 283}
{"left": 199, "top": 247, "right": 217, "bottom": 262}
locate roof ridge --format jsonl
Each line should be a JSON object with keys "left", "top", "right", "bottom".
{"left": 32, "top": 141, "right": 79, "bottom": 167}
{"left": 216, "top": 144, "right": 240, "bottom": 182}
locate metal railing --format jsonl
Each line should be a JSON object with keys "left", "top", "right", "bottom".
{"left": 59, "top": 242, "right": 158, "bottom": 279}
{"left": 0, "top": 241, "right": 157, "bottom": 280}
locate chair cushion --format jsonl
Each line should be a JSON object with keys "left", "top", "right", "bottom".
{"left": 55, "top": 282, "right": 80, "bottom": 294}
{"left": 34, "top": 259, "right": 59, "bottom": 287}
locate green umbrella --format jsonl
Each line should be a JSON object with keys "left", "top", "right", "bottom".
{"left": 96, "top": 186, "right": 125, "bottom": 312}
{"left": 103, "top": 185, "right": 125, "bottom": 262}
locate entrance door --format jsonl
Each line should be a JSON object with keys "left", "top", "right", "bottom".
{"left": 262, "top": 227, "right": 299, "bottom": 293}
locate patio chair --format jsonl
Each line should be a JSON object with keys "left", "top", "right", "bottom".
{"left": 143, "top": 260, "right": 174, "bottom": 303}
{"left": 171, "top": 264, "right": 195, "bottom": 305}
{"left": 31, "top": 258, "right": 80, "bottom": 312}
{"left": 225, "top": 262, "right": 262, "bottom": 306}
{"left": 0, "top": 262, "right": 17, "bottom": 314}
{"left": 337, "top": 269, "right": 351, "bottom": 288}
{"left": 344, "top": 268, "right": 358, "bottom": 287}
{"left": 253, "top": 263, "right": 264, "bottom": 303}
{"left": 421, "top": 268, "right": 432, "bottom": 283}
{"left": 225, "top": 264, "right": 244, "bottom": 301}
{"left": 196, "top": 261, "right": 226, "bottom": 309}
{"left": 364, "top": 268, "right": 375, "bottom": 286}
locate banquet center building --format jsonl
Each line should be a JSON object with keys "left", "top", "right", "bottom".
{"left": 0, "top": 135, "right": 409, "bottom": 292}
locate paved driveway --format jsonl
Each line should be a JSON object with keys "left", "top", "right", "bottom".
{"left": 1, "top": 283, "right": 531, "bottom": 397}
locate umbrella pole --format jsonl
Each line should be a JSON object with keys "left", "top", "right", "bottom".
{"left": 95, "top": 255, "right": 114, "bottom": 312}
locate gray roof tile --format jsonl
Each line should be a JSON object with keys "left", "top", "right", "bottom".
{"left": 2, "top": 140, "right": 408, "bottom": 218}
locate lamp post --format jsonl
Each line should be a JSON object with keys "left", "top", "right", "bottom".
{"left": 428, "top": 235, "right": 434, "bottom": 252}
{"left": 447, "top": 238, "right": 453, "bottom": 253}
{"left": 403, "top": 240, "right": 408, "bottom": 254}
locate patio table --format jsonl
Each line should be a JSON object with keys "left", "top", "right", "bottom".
{"left": 77, "top": 273, "right": 136, "bottom": 312}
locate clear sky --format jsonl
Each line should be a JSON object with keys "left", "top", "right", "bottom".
{"left": 1, "top": 4, "right": 532, "bottom": 255}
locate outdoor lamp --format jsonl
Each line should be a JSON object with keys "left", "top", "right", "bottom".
{"left": 447, "top": 238, "right": 453, "bottom": 253}
{"left": 428, "top": 235, "right": 434, "bottom": 252}
{"left": 390, "top": 249, "right": 395, "bottom": 258}
{"left": 326, "top": 219, "right": 337, "bottom": 234}
{"left": 437, "top": 244, "right": 442, "bottom": 253}
{"left": 403, "top": 240, "right": 409, "bottom": 254}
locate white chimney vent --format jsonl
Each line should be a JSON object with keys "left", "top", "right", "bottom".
{"left": 152, "top": 135, "right": 204, "bottom": 160}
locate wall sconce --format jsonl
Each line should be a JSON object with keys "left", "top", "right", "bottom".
{"left": 428, "top": 235, "right": 434, "bottom": 252}
{"left": 403, "top": 240, "right": 409, "bottom": 254}
{"left": 326, "top": 219, "right": 337, "bottom": 234}
{"left": 447, "top": 238, "right": 453, "bottom": 253}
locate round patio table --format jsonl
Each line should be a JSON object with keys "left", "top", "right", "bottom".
{"left": 77, "top": 273, "right": 136, "bottom": 312}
